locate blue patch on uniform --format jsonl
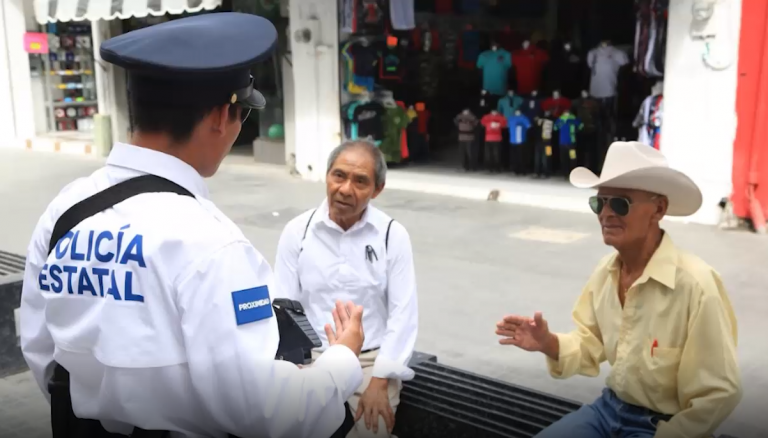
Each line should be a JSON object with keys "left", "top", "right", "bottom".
{"left": 231, "top": 286, "right": 273, "bottom": 326}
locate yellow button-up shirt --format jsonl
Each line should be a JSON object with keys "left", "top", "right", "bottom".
{"left": 548, "top": 233, "right": 742, "bottom": 438}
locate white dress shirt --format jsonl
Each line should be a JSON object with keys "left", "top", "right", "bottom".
{"left": 273, "top": 199, "right": 418, "bottom": 381}
{"left": 19, "top": 143, "right": 363, "bottom": 438}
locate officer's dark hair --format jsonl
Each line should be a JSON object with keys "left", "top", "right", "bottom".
{"left": 326, "top": 139, "right": 387, "bottom": 188}
{"left": 128, "top": 94, "right": 240, "bottom": 144}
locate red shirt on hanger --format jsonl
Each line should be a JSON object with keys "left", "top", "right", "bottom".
{"left": 416, "top": 108, "right": 430, "bottom": 135}
{"left": 397, "top": 101, "right": 411, "bottom": 159}
{"left": 481, "top": 113, "right": 508, "bottom": 142}
{"left": 411, "top": 28, "right": 440, "bottom": 52}
{"left": 541, "top": 97, "right": 572, "bottom": 118}
{"left": 435, "top": 0, "right": 453, "bottom": 14}
{"left": 512, "top": 47, "right": 550, "bottom": 95}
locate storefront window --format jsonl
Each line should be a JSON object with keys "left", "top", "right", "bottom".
{"left": 39, "top": 21, "right": 98, "bottom": 133}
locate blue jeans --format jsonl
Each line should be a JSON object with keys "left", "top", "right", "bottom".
{"left": 534, "top": 388, "right": 673, "bottom": 438}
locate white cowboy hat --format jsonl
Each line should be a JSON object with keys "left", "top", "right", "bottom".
{"left": 569, "top": 141, "right": 703, "bottom": 216}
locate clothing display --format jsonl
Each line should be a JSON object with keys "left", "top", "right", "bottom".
{"left": 458, "top": 29, "right": 481, "bottom": 69}
{"left": 441, "top": 29, "right": 459, "bottom": 68}
{"left": 349, "top": 42, "right": 380, "bottom": 78}
{"left": 435, "top": 0, "right": 454, "bottom": 14}
{"left": 587, "top": 44, "right": 629, "bottom": 98}
{"left": 534, "top": 114, "right": 555, "bottom": 177}
{"left": 397, "top": 101, "right": 413, "bottom": 160}
{"left": 455, "top": 110, "right": 479, "bottom": 170}
{"left": 390, "top": 0, "right": 415, "bottom": 30}
{"left": 337, "top": 4, "right": 662, "bottom": 177}
{"left": 634, "top": 0, "right": 668, "bottom": 77}
{"left": 497, "top": 93, "right": 524, "bottom": 118}
{"left": 481, "top": 112, "right": 507, "bottom": 142}
{"left": 544, "top": 45, "right": 584, "bottom": 98}
{"left": 412, "top": 27, "right": 440, "bottom": 52}
{"left": 351, "top": 101, "right": 387, "bottom": 143}
{"left": 506, "top": 114, "right": 531, "bottom": 145}
{"left": 381, "top": 104, "right": 411, "bottom": 163}
{"left": 357, "top": 0, "right": 387, "bottom": 35}
{"left": 512, "top": 46, "right": 550, "bottom": 95}
{"left": 477, "top": 48, "right": 513, "bottom": 96}
{"left": 541, "top": 96, "right": 572, "bottom": 118}
{"left": 380, "top": 43, "right": 405, "bottom": 80}
{"left": 341, "top": 0, "right": 354, "bottom": 33}
{"left": 634, "top": 93, "right": 663, "bottom": 149}
{"left": 572, "top": 97, "right": 600, "bottom": 133}
{"left": 521, "top": 95, "right": 541, "bottom": 120}
{"left": 554, "top": 112, "right": 584, "bottom": 147}
{"left": 486, "top": 141, "right": 502, "bottom": 172}
{"left": 455, "top": 111, "right": 479, "bottom": 142}
{"left": 418, "top": 52, "right": 441, "bottom": 100}
{"left": 460, "top": 0, "right": 482, "bottom": 14}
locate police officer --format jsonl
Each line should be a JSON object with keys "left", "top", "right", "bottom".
{"left": 19, "top": 13, "right": 365, "bottom": 438}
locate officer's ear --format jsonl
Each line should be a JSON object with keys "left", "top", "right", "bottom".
{"left": 211, "top": 104, "right": 236, "bottom": 136}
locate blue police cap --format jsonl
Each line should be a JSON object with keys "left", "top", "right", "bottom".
{"left": 100, "top": 13, "right": 277, "bottom": 109}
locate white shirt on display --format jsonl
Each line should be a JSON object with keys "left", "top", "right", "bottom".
{"left": 273, "top": 199, "right": 419, "bottom": 381}
{"left": 19, "top": 143, "right": 363, "bottom": 438}
{"left": 587, "top": 45, "right": 630, "bottom": 98}
{"left": 389, "top": 0, "right": 415, "bottom": 30}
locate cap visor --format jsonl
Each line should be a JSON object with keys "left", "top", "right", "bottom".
{"left": 239, "top": 89, "right": 266, "bottom": 109}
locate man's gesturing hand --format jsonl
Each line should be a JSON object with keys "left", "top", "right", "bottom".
{"left": 325, "top": 300, "right": 365, "bottom": 356}
{"left": 355, "top": 377, "right": 394, "bottom": 434}
{"left": 495, "top": 312, "right": 559, "bottom": 360}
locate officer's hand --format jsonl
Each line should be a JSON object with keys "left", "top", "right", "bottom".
{"left": 325, "top": 300, "right": 364, "bottom": 356}
{"left": 495, "top": 312, "right": 558, "bottom": 357}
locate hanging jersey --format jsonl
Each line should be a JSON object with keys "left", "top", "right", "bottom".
{"left": 506, "top": 114, "right": 532, "bottom": 145}
{"left": 389, "top": 0, "right": 415, "bottom": 30}
{"left": 554, "top": 113, "right": 584, "bottom": 146}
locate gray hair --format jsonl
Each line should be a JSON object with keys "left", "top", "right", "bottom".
{"left": 326, "top": 139, "right": 387, "bottom": 188}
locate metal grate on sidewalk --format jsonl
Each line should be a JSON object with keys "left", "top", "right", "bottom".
{"left": 0, "top": 250, "right": 25, "bottom": 277}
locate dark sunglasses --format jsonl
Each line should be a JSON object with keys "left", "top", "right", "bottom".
{"left": 589, "top": 196, "right": 633, "bottom": 216}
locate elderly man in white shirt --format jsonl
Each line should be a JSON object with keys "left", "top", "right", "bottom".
{"left": 274, "top": 139, "right": 419, "bottom": 438}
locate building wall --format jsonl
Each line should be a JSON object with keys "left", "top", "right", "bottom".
{"left": 0, "top": 0, "right": 36, "bottom": 143}
{"left": 661, "top": 0, "right": 742, "bottom": 225}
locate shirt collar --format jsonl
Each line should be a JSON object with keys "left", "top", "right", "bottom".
{"left": 106, "top": 143, "right": 209, "bottom": 199}
{"left": 608, "top": 232, "right": 678, "bottom": 290}
{"left": 316, "top": 198, "right": 380, "bottom": 234}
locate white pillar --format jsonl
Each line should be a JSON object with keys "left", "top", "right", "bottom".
{"left": 661, "top": 0, "right": 742, "bottom": 225}
{"left": 0, "top": 0, "right": 35, "bottom": 143}
{"left": 289, "top": 0, "right": 340, "bottom": 181}
{"left": 92, "top": 20, "right": 112, "bottom": 117}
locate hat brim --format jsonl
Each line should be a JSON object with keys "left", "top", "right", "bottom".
{"left": 238, "top": 88, "right": 266, "bottom": 110}
{"left": 569, "top": 166, "right": 703, "bottom": 216}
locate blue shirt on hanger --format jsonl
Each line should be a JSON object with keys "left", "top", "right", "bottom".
{"left": 507, "top": 114, "right": 532, "bottom": 145}
{"left": 554, "top": 113, "right": 584, "bottom": 146}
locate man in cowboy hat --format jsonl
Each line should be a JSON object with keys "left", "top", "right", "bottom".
{"left": 495, "top": 141, "right": 742, "bottom": 438}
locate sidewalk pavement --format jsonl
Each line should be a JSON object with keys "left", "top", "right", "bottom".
{"left": 1, "top": 148, "right": 766, "bottom": 438}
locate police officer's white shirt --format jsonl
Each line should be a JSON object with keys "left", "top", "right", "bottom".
{"left": 19, "top": 143, "right": 363, "bottom": 438}
{"left": 273, "top": 199, "right": 418, "bottom": 381}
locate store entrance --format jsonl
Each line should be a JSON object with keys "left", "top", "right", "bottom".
{"left": 338, "top": 0, "right": 666, "bottom": 180}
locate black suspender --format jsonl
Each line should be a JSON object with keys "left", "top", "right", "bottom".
{"left": 300, "top": 209, "right": 395, "bottom": 250}
{"left": 48, "top": 175, "right": 193, "bottom": 254}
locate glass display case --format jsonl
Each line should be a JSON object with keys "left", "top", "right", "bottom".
{"left": 42, "top": 21, "right": 98, "bottom": 133}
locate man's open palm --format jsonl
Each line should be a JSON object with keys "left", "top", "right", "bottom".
{"left": 495, "top": 312, "right": 551, "bottom": 352}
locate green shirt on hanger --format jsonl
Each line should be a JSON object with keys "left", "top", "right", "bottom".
{"left": 381, "top": 105, "right": 410, "bottom": 163}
